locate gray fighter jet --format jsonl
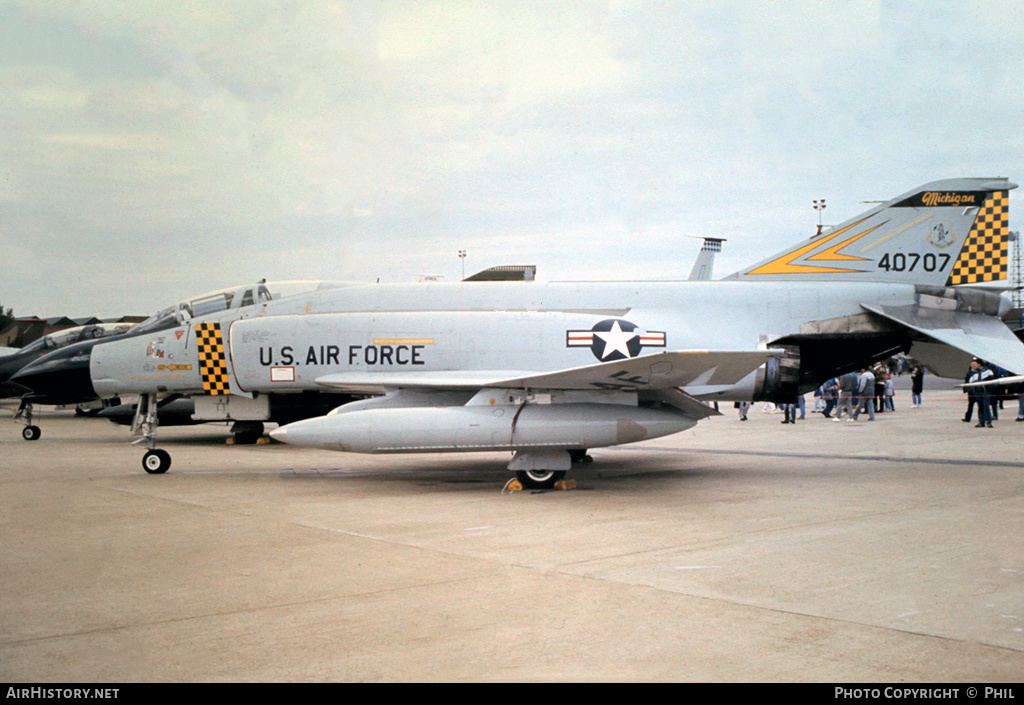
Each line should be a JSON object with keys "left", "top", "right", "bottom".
{"left": 10, "top": 280, "right": 355, "bottom": 442}
{"left": 15, "top": 177, "right": 1022, "bottom": 488}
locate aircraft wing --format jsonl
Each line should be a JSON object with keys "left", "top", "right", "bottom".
{"left": 861, "top": 303, "right": 1024, "bottom": 376}
{"left": 314, "top": 349, "right": 778, "bottom": 395}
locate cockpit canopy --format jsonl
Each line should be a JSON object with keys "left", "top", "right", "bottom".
{"left": 132, "top": 280, "right": 353, "bottom": 335}
{"left": 18, "top": 322, "right": 137, "bottom": 354}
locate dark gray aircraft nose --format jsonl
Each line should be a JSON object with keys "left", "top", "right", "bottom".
{"left": 0, "top": 353, "right": 34, "bottom": 398}
{"left": 11, "top": 341, "right": 97, "bottom": 405}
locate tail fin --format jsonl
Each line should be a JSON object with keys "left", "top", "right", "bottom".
{"left": 687, "top": 237, "right": 725, "bottom": 281}
{"left": 731, "top": 177, "right": 1016, "bottom": 287}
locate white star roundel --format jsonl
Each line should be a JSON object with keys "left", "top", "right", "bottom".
{"left": 566, "top": 319, "right": 666, "bottom": 361}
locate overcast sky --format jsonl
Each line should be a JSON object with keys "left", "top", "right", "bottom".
{"left": 2, "top": 0, "right": 1023, "bottom": 318}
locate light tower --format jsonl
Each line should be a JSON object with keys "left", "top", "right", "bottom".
{"left": 812, "top": 199, "right": 826, "bottom": 235}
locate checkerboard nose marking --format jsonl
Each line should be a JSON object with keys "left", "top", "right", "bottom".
{"left": 195, "top": 322, "right": 230, "bottom": 395}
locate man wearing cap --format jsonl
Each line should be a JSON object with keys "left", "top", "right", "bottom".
{"left": 967, "top": 359, "right": 994, "bottom": 428}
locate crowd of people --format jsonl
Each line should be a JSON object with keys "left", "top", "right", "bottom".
{"left": 739, "top": 357, "right": 1021, "bottom": 427}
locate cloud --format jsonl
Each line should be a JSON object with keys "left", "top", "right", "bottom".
{"left": 1, "top": 0, "right": 1023, "bottom": 317}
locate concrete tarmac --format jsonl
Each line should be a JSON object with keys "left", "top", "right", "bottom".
{"left": 1, "top": 386, "right": 1023, "bottom": 682}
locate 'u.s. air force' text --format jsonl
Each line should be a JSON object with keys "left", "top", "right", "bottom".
{"left": 259, "top": 345, "right": 426, "bottom": 366}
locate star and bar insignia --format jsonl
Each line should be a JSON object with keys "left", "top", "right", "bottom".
{"left": 567, "top": 319, "right": 666, "bottom": 361}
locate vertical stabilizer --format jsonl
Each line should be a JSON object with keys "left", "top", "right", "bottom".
{"left": 730, "top": 178, "right": 1016, "bottom": 286}
{"left": 688, "top": 238, "right": 725, "bottom": 281}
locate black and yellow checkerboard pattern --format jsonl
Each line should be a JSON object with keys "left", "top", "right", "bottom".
{"left": 195, "top": 321, "right": 231, "bottom": 395}
{"left": 946, "top": 191, "right": 1008, "bottom": 286}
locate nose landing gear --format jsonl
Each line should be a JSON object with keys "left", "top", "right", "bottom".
{"left": 15, "top": 398, "right": 41, "bottom": 441}
{"left": 133, "top": 393, "right": 172, "bottom": 474}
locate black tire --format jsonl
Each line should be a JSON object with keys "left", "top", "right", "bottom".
{"left": 515, "top": 469, "right": 566, "bottom": 490}
{"left": 232, "top": 422, "right": 264, "bottom": 445}
{"left": 233, "top": 430, "right": 263, "bottom": 445}
{"left": 22, "top": 425, "right": 41, "bottom": 441}
{"left": 142, "top": 449, "right": 171, "bottom": 475}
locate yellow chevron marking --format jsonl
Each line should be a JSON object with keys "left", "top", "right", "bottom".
{"left": 744, "top": 217, "right": 873, "bottom": 275}
{"left": 806, "top": 222, "right": 885, "bottom": 262}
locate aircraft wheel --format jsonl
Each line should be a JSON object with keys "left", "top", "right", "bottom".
{"left": 515, "top": 469, "right": 566, "bottom": 490}
{"left": 22, "top": 425, "right": 41, "bottom": 441}
{"left": 569, "top": 449, "right": 592, "bottom": 464}
{"left": 142, "top": 449, "right": 172, "bottom": 475}
{"left": 233, "top": 430, "right": 263, "bottom": 445}
{"left": 231, "top": 421, "right": 264, "bottom": 445}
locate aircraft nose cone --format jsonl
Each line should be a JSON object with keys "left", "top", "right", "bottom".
{"left": 11, "top": 343, "right": 96, "bottom": 404}
{"left": 0, "top": 354, "right": 22, "bottom": 384}
{"left": 0, "top": 354, "right": 34, "bottom": 398}
{"left": 269, "top": 418, "right": 337, "bottom": 449}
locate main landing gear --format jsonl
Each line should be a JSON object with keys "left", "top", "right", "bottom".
{"left": 510, "top": 449, "right": 592, "bottom": 490}
{"left": 131, "top": 395, "right": 267, "bottom": 474}
{"left": 229, "top": 420, "right": 265, "bottom": 445}
{"left": 515, "top": 468, "right": 566, "bottom": 490}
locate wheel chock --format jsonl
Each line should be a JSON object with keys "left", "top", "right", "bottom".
{"left": 503, "top": 478, "right": 577, "bottom": 493}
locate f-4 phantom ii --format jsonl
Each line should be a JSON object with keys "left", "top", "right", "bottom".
{"left": 2, "top": 322, "right": 137, "bottom": 439}
{"left": 1, "top": 322, "right": 135, "bottom": 401}
{"left": 10, "top": 280, "right": 359, "bottom": 445}
{"left": 14, "top": 177, "right": 1024, "bottom": 488}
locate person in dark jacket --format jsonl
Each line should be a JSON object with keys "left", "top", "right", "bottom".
{"left": 910, "top": 366, "right": 924, "bottom": 408}
{"left": 966, "top": 359, "right": 994, "bottom": 428}
{"left": 820, "top": 378, "right": 838, "bottom": 418}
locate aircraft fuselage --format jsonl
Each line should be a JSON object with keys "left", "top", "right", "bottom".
{"left": 88, "top": 278, "right": 917, "bottom": 402}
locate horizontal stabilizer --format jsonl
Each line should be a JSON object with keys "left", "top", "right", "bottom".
{"left": 862, "top": 303, "right": 1024, "bottom": 375}
{"left": 315, "top": 349, "right": 778, "bottom": 394}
